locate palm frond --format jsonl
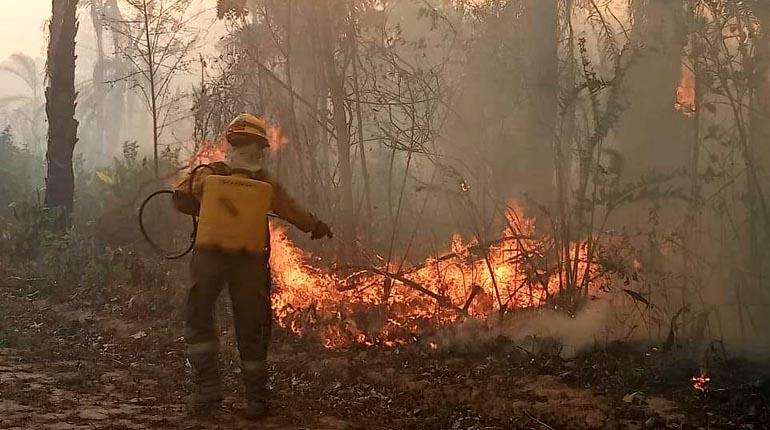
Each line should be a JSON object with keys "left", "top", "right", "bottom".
{"left": 8, "top": 53, "right": 38, "bottom": 82}
{"left": 0, "top": 67, "right": 33, "bottom": 92}
{"left": 584, "top": 0, "right": 621, "bottom": 64}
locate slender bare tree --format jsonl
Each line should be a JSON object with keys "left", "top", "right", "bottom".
{"left": 105, "top": 0, "right": 198, "bottom": 176}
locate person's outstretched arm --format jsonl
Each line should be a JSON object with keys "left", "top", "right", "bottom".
{"left": 263, "top": 171, "right": 332, "bottom": 239}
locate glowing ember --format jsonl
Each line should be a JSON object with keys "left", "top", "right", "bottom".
{"left": 691, "top": 372, "right": 710, "bottom": 394}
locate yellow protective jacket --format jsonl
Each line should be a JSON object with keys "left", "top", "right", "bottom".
{"left": 173, "top": 162, "right": 319, "bottom": 234}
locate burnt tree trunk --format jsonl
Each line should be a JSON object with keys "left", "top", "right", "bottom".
{"left": 45, "top": 0, "right": 80, "bottom": 212}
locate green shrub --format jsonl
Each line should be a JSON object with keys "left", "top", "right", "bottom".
{"left": 0, "top": 136, "right": 177, "bottom": 293}
{"left": 0, "top": 126, "right": 44, "bottom": 217}
{"left": 40, "top": 230, "right": 131, "bottom": 289}
{"left": 2, "top": 194, "right": 63, "bottom": 257}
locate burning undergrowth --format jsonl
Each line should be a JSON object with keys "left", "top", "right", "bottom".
{"left": 268, "top": 210, "right": 613, "bottom": 350}
{"left": 190, "top": 135, "right": 617, "bottom": 351}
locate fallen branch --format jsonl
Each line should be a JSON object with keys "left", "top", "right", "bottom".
{"left": 336, "top": 233, "right": 545, "bottom": 315}
{"left": 338, "top": 234, "right": 536, "bottom": 286}
{"left": 337, "top": 265, "right": 465, "bottom": 314}
{"left": 373, "top": 269, "right": 465, "bottom": 314}
{"left": 524, "top": 410, "right": 557, "bottom": 430}
{"left": 7, "top": 276, "right": 47, "bottom": 283}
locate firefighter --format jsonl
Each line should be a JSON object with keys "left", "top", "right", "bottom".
{"left": 174, "top": 113, "right": 333, "bottom": 419}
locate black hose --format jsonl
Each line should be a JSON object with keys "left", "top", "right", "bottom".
{"left": 139, "top": 189, "right": 197, "bottom": 260}
{"left": 189, "top": 164, "right": 217, "bottom": 195}
{"left": 138, "top": 163, "right": 281, "bottom": 260}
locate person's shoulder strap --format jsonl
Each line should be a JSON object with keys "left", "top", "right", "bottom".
{"left": 251, "top": 169, "right": 269, "bottom": 182}
{"left": 209, "top": 161, "right": 231, "bottom": 175}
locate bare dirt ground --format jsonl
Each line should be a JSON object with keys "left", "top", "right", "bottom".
{"left": 0, "top": 269, "right": 767, "bottom": 429}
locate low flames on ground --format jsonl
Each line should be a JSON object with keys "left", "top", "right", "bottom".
{"left": 189, "top": 132, "right": 606, "bottom": 349}
{"left": 271, "top": 223, "right": 605, "bottom": 349}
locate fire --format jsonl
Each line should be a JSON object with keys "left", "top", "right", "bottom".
{"left": 184, "top": 135, "right": 609, "bottom": 350}
{"left": 190, "top": 123, "right": 287, "bottom": 167}
{"left": 675, "top": 64, "right": 696, "bottom": 117}
{"left": 269, "top": 203, "right": 607, "bottom": 349}
{"left": 191, "top": 138, "right": 228, "bottom": 166}
{"left": 267, "top": 124, "right": 288, "bottom": 153}
{"left": 691, "top": 372, "right": 710, "bottom": 394}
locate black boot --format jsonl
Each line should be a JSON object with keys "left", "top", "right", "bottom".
{"left": 242, "top": 361, "right": 269, "bottom": 420}
{"left": 186, "top": 344, "right": 223, "bottom": 415}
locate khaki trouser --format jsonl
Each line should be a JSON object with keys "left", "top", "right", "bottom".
{"left": 185, "top": 248, "right": 272, "bottom": 402}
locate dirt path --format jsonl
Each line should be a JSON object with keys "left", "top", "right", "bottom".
{"left": 0, "top": 342, "right": 356, "bottom": 430}
{"left": 0, "top": 280, "right": 361, "bottom": 429}
{"left": 0, "top": 279, "right": 750, "bottom": 429}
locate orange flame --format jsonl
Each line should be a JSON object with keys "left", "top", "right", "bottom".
{"left": 191, "top": 138, "right": 228, "bottom": 166}
{"left": 267, "top": 124, "right": 288, "bottom": 153}
{"left": 676, "top": 63, "right": 696, "bottom": 117}
{"left": 190, "top": 123, "right": 286, "bottom": 168}
{"left": 269, "top": 203, "right": 607, "bottom": 349}
{"left": 183, "top": 137, "right": 608, "bottom": 350}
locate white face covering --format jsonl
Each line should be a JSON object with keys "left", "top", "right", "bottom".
{"left": 225, "top": 144, "right": 265, "bottom": 171}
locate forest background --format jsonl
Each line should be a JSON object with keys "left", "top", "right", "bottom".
{"left": 1, "top": 0, "right": 769, "bottom": 358}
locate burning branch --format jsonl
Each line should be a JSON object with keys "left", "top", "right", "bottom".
{"left": 340, "top": 265, "right": 465, "bottom": 314}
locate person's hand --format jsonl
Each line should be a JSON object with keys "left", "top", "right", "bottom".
{"left": 311, "top": 221, "right": 333, "bottom": 240}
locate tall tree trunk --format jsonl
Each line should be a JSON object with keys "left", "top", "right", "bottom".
{"left": 619, "top": 0, "right": 688, "bottom": 179}
{"left": 45, "top": 0, "right": 80, "bottom": 212}
{"left": 318, "top": 0, "right": 354, "bottom": 250}
{"left": 103, "top": 0, "right": 127, "bottom": 153}
{"left": 749, "top": 2, "right": 770, "bottom": 286}
{"left": 557, "top": 0, "right": 577, "bottom": 288}
{"left": 328, "top": 66, "right": 354, "bottom": 241}
{"left": 291, "top": 0, "right": 323, "bottom": 209}
{"left": 681, "top": 0, "right": 703, "bottom": 312}
{"left": 91, "top": 0, "right": 108, "bottom": 161}
{"left": 284, "top": 1, "right": 309, "bottom": 202}
{"left": 141, "top": 0, "right": 160, "bottom": 177}
{"left": 349, "top": 3, "right": 372, "bottom": 244}
{"left": 522, "top": 0, "right": 558, "bottom": 201}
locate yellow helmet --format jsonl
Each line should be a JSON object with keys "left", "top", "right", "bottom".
{"left": 226, "top": 113, "right": 269, "bottom": 146}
